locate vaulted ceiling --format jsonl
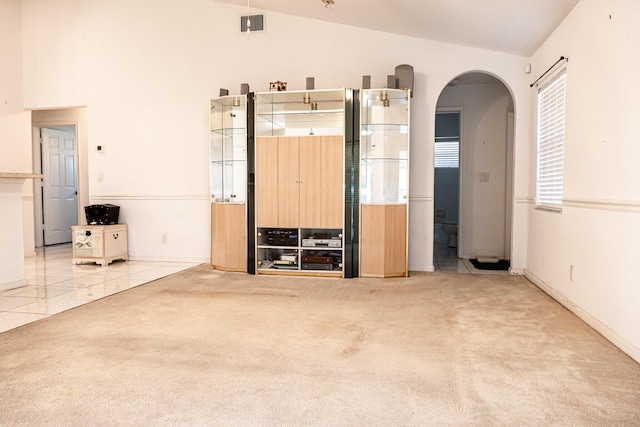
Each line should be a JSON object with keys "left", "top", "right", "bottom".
{"left": 216, "top": 0, "right": 580, "bottom": 56}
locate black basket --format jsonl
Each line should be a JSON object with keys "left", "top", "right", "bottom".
{"left": 85, "top": 204, "right": 120, "bottom": 225}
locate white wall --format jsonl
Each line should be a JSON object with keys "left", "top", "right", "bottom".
{"left": 0, "top": 0, "right": 23, "bottom": 118}
{"left": 0, "top": 0, "right": 35, "bottom": 255}
{"left": 527, "top": 0, "right": 640, "bottom": 361}
{"left": 19, "top": 0, "right": 533, "bottom": 268}
{"left": 437, "top": 82, "right": 511, "bottom": 259}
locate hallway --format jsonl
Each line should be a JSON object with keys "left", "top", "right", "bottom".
{"left": 433, "top": 244, "right": 511, "bottom": 274}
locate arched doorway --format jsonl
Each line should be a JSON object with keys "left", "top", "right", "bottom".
{"left": 433, "top": 72, "right": 514, "bottom": 273}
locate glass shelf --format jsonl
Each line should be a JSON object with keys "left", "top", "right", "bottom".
{"left": 210, "top": 95, "right": 248, "bottom": 203}
{"left": 210, "top": 127, "right": 247, "bottom": 137}
{"left": 361, "top": 124, "right": 409, "bottom": 132}
{"left": 361, "top": 89, "right": 409, "bottom": 126}
{"left": 361, "top": 133, "right": 409, "bottom": 160}
{"left": 360, "top": 89, "right": 410, "bottom": 205}
{"left": 210, "top": 138, "right": 246, "bottom": 163}
{"left": 255, "top": 89, "right": 346, "bottom": 137}
{"left": 360, "top": 159, "right": 408, "bottom": 204}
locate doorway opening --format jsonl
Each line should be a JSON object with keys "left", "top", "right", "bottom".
{"left": 433, "top": 72, "right": 514, "bottom": 273}
{"left": 31, "top": 107, "right": 88, "bottom": 249}
{"left": 33, "top": 125, "right": 78, "bottom": 246}
{"left": 434, "top": 111, "right": 460, "bottom": 252}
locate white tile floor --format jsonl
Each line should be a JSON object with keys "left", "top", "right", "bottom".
{"left": 0, "top": 244, "right": 200, "bottom": 333}
{"left": 433, "top": 244, "right": 512, "bottom": 275}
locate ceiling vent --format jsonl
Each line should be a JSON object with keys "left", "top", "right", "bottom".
{"left": 240, "top": 14, "right": 264, "bottom": 33}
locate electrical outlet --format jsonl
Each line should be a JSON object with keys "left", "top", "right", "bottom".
{"left": 479, "top": 172, "right": 490, "bottom": 183}
{"left": 161, "top": 233, "right": 168, "bottom": 244}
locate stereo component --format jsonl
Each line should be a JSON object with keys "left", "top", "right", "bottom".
{"left": 301, "top": 238, "right": 341, "bottom": 248}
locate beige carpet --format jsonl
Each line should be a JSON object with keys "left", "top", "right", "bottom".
{"left": 1, "top": 266, "right": 639, "bottom": 426}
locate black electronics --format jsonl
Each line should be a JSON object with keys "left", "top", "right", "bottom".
{"left": 301, "top": 255, "right": 332, "bottom": 263}
{"left": 264, "top": 229, "right": 298, "bottom": 247}
{"left": 302, "top": 263, "right": 333, "bottom": 271}
{"left": 85, "top": 204, "right": 120, "bottom": 225}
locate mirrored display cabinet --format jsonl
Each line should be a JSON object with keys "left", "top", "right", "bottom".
{"left": 254, "top": 89, "right": 351, "bottom": 277}
{"left": 209, "top": 86, "right": 410, "bottom": 279}
{"left": 360, "top": 88, "right": 410, "bottom": 277}
{"left": 209, "top": 95, "right": 250, "bottom": 272}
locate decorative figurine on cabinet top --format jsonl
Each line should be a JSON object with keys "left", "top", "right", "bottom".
{"left": 269, "top": 81, "right": 287, "bottom": 91}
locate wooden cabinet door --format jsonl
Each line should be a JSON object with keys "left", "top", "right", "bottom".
{"left": 360, "top": 204, "right": 386, "bottom": 276}
{"left": 256, "top": 137, "right": 279, "bottom": 227}
{"left": 277, "top": 136, "right": 300, "bottom": 228}
{"left": 257, "top": 135, "right": 341, "bottom": 229}
{"left": 211, "top": 203, "right": 226, "bottom": 267}
{"left": 211, "top": 203, "right": 246, "bottom": 271}
{"left": 384, "top": 204, "right": 407, "bottom": 276}
{"left": 299, "top": 135, "right": 343, "bottom": 228}
{"left": 360, "top": 204, "right": 407, "bottom": 277}
{"left": 226, "top": 204, "right": 248, "bottom": 271}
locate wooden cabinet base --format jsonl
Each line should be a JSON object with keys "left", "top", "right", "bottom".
{"left": 360, "top": 204, "right": 408, "bottom": 278}
{"left": 211, "top": 203, "right": 247, "bottom": 272}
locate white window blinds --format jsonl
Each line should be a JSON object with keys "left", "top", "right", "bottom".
{"left": 434, "top": 140, "right": 459, "bottom": 168}
{"left": 435, "top": 112, "right": 460, "bottom": 168}
{"left": 536, "top": 69, "right": 566, "bottom": 210}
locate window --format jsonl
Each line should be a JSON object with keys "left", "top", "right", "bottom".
{"left": 434, "top": 140, "right": 459, "bottom": 168}
{"left": 536, "top": 69, "right": 566, "bottom": 210}
{"left": 435, "top": 112, "right": 460, "bottom": 168}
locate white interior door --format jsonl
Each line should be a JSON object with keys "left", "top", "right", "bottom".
{"left": 42, "top": 128, "right": 78, "bottom": 245}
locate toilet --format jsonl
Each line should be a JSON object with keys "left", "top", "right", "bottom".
{"left": 442, "top": 222, "right": 458, "bottom": 248}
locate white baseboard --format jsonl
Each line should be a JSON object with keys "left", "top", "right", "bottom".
{"left": 409, "top": 264, "right": 435, "bottom": 272}
{"left": 128, "top": 256, "right": 208, "bottom": 264}
{"left": 525, "top": 270, "right": 640, "bottom": 364}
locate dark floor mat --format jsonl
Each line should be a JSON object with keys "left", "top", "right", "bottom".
{"left": 469, "top": 259, "right": 510, "bottom": 271}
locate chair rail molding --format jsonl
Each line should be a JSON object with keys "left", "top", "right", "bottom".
{"left": 89, "top": 194, "right": 211, "bottom": 202}
{"left": 563, "top": 197, "right": 640, "bottom": 213}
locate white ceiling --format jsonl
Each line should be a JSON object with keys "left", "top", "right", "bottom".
{"left": 216, "top": 0, "right": 580, "bottom": 56}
